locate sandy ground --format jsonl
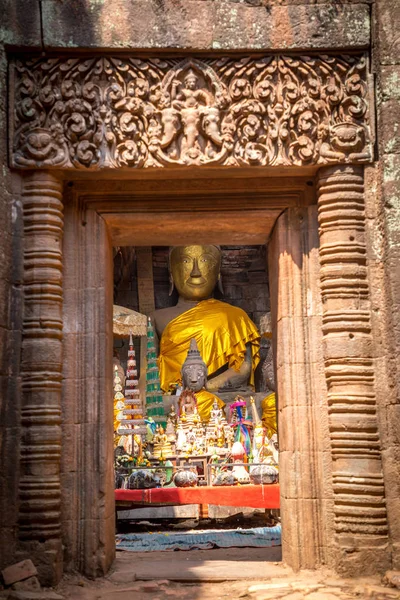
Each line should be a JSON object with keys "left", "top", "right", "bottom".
{"left": 54, "top": 548, "right": 400, "bottom": 600}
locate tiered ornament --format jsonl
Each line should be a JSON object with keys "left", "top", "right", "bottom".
{"left": 145, "top": 317, "right": 166, "bottom": 427}
{"left": 116, "top": 334, "right": 147, "bottom": 453}
{"left": 113, "top": 366, "right": 128, "bottom": 450}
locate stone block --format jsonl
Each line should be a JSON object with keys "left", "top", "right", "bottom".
{"left": 379, "top": 66, "right": 400, "bottom": 104}
{"left": 214, "top": 3, "right": 369, "bottom": 50}
{"left": 108, "top": 570, "right": 137, "bottom": 584}
{"left": 276, "top": 359, "right": 308, "bottom": 409}
{"left": 322, "top": 332, "right": 374, "bottom": 361}
{"left": 280, "top": 497, "right": 323, "bottom": 570}
{"left": 11, "top": 578, "right": 40, "bottom": 592}
{"left": 1, "top": 1, "right": 41, "bottom": 47}
{"left": 278, "top": 447, "right": 323, "bottom": 500}
{"left": 1, "top": 562, "right": 37, "bottom": 587}
{"left": 41, "top": 0, "right": 369, "bottom": 50}
{"left": 42, "top": 0, "right": 214, "bottom": 50}
{"left": 378, "top": 100, "right": 400, "bottom": 154}
{"left": 376, "top": 0, "right": 400, "bottom": 65}
{"left": 118, "top": 505, "right": 199, "bottom": 520}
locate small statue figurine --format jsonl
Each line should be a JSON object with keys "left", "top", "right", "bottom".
{"left": 153, "top": 425, "right": 173, "bottom": 460}
{"left": 176, "top": 423, "right": 187, "bottom": 453}
{"left": 205, "top": 399, "right": 230, "bottom": 455}
{"left": 179, "top": 388, "right": 197, "bottom": 417}
{"left": 226, "top": 426, "right": 234, "bottom": 451}
{"left": 165, "top": 406, "right": 177, "bottom": 454}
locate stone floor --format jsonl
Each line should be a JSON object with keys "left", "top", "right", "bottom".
{"left": 52, "top": 549, "right": 400, "bottom": 600}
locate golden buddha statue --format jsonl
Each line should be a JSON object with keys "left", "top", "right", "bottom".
{"left": 153, "top": 245, "right": 260, "bottom": 417}
{"left": 152, "top": 425, "right": 173, "bottom": 460}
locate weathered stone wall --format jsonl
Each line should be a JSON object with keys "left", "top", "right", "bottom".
{"left": 371, "top": 0, "right": 400, "bottom": 570}
{"left": 0, "top": 2, "right": 41, "bottom": 575}
{"left": 0, "top": 47, "right": 20, "bottom": 575}
{"left": 39, "top": 0, "right": 370, "bottom": 52}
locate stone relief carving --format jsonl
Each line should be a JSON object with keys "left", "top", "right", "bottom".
{"left": 11, "top": 55, "right": 372, "bottom": 169}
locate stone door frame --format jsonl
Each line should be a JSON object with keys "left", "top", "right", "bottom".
{"left": 60, "top": 171, "right": 324, "bottom": 579}
{"left": 17, "top": 164, "right": 391, "bottom": 584}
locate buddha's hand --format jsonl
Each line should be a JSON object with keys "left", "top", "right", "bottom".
{"left": 205, "top": 378, "right": 220, "bottom": 392}
{"left": 206, "top": 373, "right": 234, "bottom": 392}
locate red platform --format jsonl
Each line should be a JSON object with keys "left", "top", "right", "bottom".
{"left": 115, "top": 484, "right": 280, "bottom": 509}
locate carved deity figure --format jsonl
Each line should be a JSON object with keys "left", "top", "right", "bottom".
{"left": 171, "top": 70, "right": 213, "bottom": 158}
{"left": 153, "top": 245, "right": 260, "bottom": 420}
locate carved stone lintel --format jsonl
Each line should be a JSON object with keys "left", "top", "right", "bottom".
{"left": 19, "top": 172, "right": 63, "bottom": 585}
{"left": 317, "top": 166, "right": 389, "bottom": 572}
{"left": 11, "top": 54, "right": 372, "bottom": 170}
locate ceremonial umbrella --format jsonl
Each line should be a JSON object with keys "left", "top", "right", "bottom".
{"left": 113, "top": 304, "right": 147, "bottom": 337}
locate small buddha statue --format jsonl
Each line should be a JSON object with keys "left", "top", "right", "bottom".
{"left": 179, "top": 339, "right": 225, "bottom": 421}
{"left": 179, "top": 387, "right": 197, "bottom": 417}
{"left": 153, "top": 425, "right": 173, "bottom": 460}
{"left": 153, "top": 245, "right": 260, "bottom": 400}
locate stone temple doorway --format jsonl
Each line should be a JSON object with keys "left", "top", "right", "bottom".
{"left": 12, "top": 51, "right": 391, "bottom": 586}
{"left": 58, "top": 170, "right": 327, "bottom": 578}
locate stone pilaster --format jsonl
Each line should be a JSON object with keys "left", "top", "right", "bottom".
{"left": 269, "top": 206, "right": 331, "bottom": 571}
{"left": 317, "top": 165, "right": 390, "bottom": 574}
{"left": 19, "top": 172, "right": 63, "bottom": 585}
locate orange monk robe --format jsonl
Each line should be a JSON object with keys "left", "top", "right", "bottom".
{"left": 159, "top": 299, "right": 260, "bottom": 409}
{"left": 261, "top": 392, "right": 277, "bottom": 439}
{"left": 195, "top": 389, "right": 225, "bottom": 422}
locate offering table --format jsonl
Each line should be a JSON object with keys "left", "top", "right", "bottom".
{"left": 115, "top": 483, "right": 280, "bottom": 511}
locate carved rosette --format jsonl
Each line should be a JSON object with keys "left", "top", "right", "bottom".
{"left": 317, "top": 166, "right": 388, "bottom": 551}
{"left": 11, "top": 55, "right": 372, "bottom": 170}
{"left": 19, "top": 173, "right": 63, "bottom": 583}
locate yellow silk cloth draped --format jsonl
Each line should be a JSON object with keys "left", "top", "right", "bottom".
{"left": 195, "top": 389, "right": 225, "bottom": 422}
{"left": 261, "top": 392, "right": 277, "bottom": 439}
{"left": 159, "top": 298, "right": 260, "bottom": 395}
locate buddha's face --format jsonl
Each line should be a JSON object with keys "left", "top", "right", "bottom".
{"left": 182, "top": 363, "right": 207, "bottom": 392}
{"left": 170, "top": 245, "right": 221, "bottom": 301}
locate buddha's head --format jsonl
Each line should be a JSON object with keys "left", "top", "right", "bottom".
{"left": 181, "top": 338, "right": 208, "bottom": 392}
{"left": 169, "top": 244, "right": 221, "bottom": 301}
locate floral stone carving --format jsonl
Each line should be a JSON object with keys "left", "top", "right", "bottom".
{"left": 11, "top": 54, "right": 372, "bottom": 170}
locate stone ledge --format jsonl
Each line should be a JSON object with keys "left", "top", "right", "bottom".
{"left": 40, "top": 1, "right": 370, "bottom": 50}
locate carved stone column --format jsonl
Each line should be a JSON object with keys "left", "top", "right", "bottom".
{"left": 317, "top": 166, "right": 390, "bottom": 574}
{"left": 19, "top": 172, "right": 63, "bottom": 585}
